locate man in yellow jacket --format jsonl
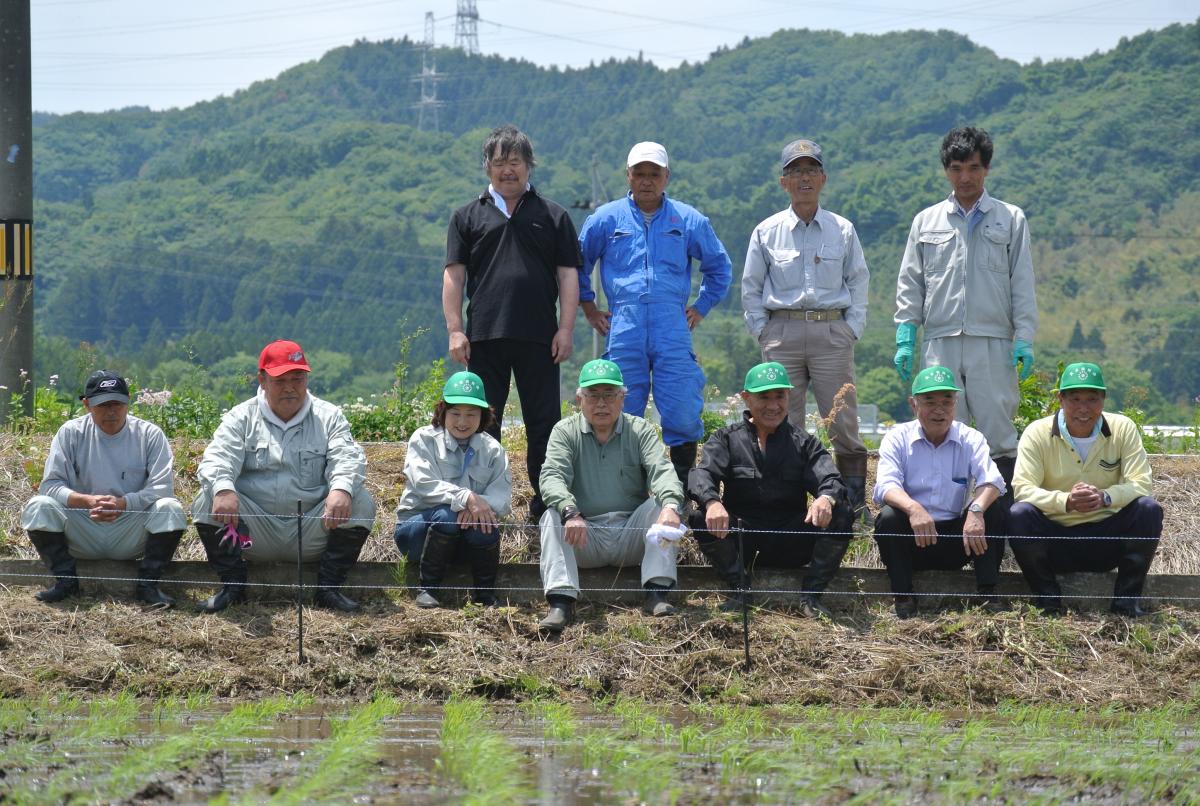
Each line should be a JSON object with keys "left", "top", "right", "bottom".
{"left": 1010, "top": 363, "right": 1162, "bottom": 616}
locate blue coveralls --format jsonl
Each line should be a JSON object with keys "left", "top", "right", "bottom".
{"left": 578, "top": 193, "right": 732, "bottom": 446}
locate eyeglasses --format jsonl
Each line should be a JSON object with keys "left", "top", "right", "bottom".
{"left": 583, "top": 390, "right": 622, "bottom": 402}
{"left": 783, "top": 166, "right": 823, "bottom": 178}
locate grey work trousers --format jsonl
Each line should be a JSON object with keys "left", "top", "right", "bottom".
{"left": 539, "top": 497, "right": 676, "bottom": 599}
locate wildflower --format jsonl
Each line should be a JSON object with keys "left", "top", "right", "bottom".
{"left": 48, "top": 374, "right": 59, "bottom": 388}
{"left": 136, "top": 389, "right": 173, "bottom": 407}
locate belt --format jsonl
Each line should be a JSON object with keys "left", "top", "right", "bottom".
{"left": 769, "top": 309, "right": 844, "bottom": 321}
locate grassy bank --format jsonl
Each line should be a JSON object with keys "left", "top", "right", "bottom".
{"left": 1, "top": 586, "right": 1198, "bottom": 709}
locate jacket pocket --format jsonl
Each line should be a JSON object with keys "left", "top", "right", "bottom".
{"left": 919, "top": 230, "right": 956, "bottom": 274}
{"left": 298, "top": 449, "right": 328, "bottom": 488}
{"left": 815, "top": 242, "right": 845, "bottom": 290}
{"left": 981, "top": 222, "right": 1011, "bottom": 272}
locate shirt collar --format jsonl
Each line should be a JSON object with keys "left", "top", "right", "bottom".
{"left": 625, "top": 191, "right": 668, "bottom": 218}
{"left": 439, "top": 428, "right": 481, "bottom": 453}
{"left": 485, "top": 183, "right": 532, "bottom": 217}
{"left": 1056, "top": 409, "right": 1103, "bottom": 449}
{"left": 947, "top": 189, "right": 993, "bottom": 218}
{"left": 581, "top": 412, "right": 625, "bottom": 436}
{"left": 784, "top": 204, "right": 825, "bottom": 231}
{"left": 909, "top": 419, "right": 963, "bottom": 448}
{"left": 256, "top": 388, "right": 311, "bottom": 431}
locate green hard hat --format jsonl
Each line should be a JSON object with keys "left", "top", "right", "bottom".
{"left": 911, "top": 366, "right": 962, "bottom": 395}
{"left": 743, "top": 362, "right": 794, "bottom": 393}
{"left": 1059, "top": 362, "right": 1106, "bottom": 392}
{"left": 442, "top": 371, "right": 489, "bottom": 407}
{"left": 579, "top": 359, "right": 624, "bottom": 388}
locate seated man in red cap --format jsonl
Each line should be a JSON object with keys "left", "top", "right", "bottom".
{"left": 192, "top": 340, "right": 377, "bottom": 613}
{"left": 21, "top": 370, "right": 187, "bottom": 606}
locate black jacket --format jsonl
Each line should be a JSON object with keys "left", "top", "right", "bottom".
{"left": 689, "top": 412, "right": 848, "bottom": 523}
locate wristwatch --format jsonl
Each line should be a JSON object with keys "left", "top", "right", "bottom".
{"left": 560, "top": 505, "right": 581, "bottom": 522}
{"left": 967, "top": 501, "right": 984, "bottom": 514}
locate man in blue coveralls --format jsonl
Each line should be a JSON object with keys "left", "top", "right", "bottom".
{"left": 578, "top": 141, "right": 733, "bottom": 486}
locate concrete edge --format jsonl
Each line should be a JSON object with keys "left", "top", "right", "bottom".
{"left": 1, "top": 560, "right": 1195, "bottom": 612}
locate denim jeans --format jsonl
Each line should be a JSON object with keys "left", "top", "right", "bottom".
{"left": 392, "top": 505, "right": 498, "bottom": 567}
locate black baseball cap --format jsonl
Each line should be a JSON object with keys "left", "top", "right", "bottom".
{"left": 80, "top": 370, "right": 130, "bottom": 405}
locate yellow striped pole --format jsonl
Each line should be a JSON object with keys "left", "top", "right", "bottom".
{"left": 0, "top": 2, "right": 34, "bottom": 424}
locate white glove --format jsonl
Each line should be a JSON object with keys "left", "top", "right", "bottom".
{"left": 644, "top": 523, "right": 686, "bottom": 560}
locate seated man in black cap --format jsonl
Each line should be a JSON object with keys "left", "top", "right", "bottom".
{"left": 1010, "top": 362, "right": 1163, "bottom": 616}
{"left": 21, "top": 370, "right": 187, "bottom": 606}
{"left": 687, "top": 362, "right": 852, "bottom": 617}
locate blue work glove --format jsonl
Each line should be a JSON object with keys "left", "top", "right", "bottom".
{"left": 1012, "top": 339, "right": 1035, "bottom": 380}
{"left": 893, "top": 322, "right": 918, "bottom": 382}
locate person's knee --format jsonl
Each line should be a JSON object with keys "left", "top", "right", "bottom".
{"left": 874, "top": 505, "right": 909, "bottom": 535}
{"left": 462, "top": 528, "right": 500, "bottom": 549}
{"left": 1133, "top": 497, "right": 1164, "bottom": 534}
{"left": 1006, "top": 502, "right": 1041, "bottom": 534}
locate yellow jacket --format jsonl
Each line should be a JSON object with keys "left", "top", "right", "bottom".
{"left": 1013, "top": 412, "right": 1152, "bottom": 527}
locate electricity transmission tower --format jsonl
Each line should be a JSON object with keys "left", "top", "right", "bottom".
{"left": 412, "top": 12, "right": 444, "bottom": 132}
{"left": 454, "top": 0, "right": 479, "bottom": 56}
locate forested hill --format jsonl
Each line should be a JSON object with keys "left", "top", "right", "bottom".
{"left": 31, "top": 22, "right": 1200, "bottom": 416}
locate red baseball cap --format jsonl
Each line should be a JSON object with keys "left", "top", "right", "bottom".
{"left": 258, "top": 340, "right": 311, "bottom": 376}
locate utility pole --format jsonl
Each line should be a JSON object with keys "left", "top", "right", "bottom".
{"left": 412, "top": 12, "right": 444, "bottom": 132}
{"left": 454, "top": 0, "right": 479, "bottom": 56}
{"left": 0, "top": 1, "right": 34, "bottom": 424}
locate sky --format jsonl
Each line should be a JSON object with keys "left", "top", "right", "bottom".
{"left": 29, "top": 0, "right": 1200, "bottom": 114}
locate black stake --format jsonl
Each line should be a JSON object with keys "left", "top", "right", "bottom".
{"left": 737, "top": 517, "right": 752, "bottom": 670}
{"left": 296, "top": 499, "right": 305, "bottom": 664}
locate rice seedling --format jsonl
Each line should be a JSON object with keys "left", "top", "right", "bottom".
{"left": 437, "top": 696, "right": 531, "bottom": 804}
{"left": 522, "top": 699, "right": 578, "bottom": 741}
{"left": 7, "top": 694, "right": 311, "bottom": 805}
{"left": 263, "top": 695, "right": 402, "bottom": 804}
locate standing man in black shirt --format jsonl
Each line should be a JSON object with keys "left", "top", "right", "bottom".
{"left": 443, "top": 125, "right": 582, "bottom": 521}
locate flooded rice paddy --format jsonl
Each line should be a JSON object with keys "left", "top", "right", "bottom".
{"left": 2, "top": 693, "right": 1198, "bottom": 803}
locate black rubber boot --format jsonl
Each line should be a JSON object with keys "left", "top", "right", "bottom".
{"left": 135, "top": 530, "right": 183, "bottom": 608}
{"left": 799, "top": 535, "right": 850, "bottom": 619}
{"left": 538, "top": 594, "right": 575, "bottom": 633}
{"left": 643, "top": 581, "right": 676, "bottom": 616}
{"left": 195, "top": 523, "right": 248, "bottom": 613}
{"left": 467, "top": 540, "right": 501, "bottom": 606}
{"left": 669, "top": 441, "right": 698, "bottom": 493}
{"left": 1011, "top": 539, "right": 1064, "bottom": 615}
{"left": 28, "top": 530, "right": 80, "bottom": 603}
{"left": 696, "top": 535, "right": 751, "bottom": 611}
{"left": 1110, "top": 542, "right": 1156, "bottom": 617}
{"left": 313, "top": 527, "right": 370, "bottom": 612}
{"left": 416, "top": 531, "right": 458, "bottom": 608}
{"left": 991, "top": 456, "right": 1016, "bottom": 536}
{"left": 843, "top": 475, "right": 874, "bottom": 529}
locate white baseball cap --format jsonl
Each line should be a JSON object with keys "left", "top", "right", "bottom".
{"left": 626, "top": 141, "right": 669, "bottom": 168}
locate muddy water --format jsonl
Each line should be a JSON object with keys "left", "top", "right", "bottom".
{"left": 3, "top": 701, "right": 1197, "bottom": 804}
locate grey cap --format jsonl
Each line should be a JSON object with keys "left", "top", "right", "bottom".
{"left": 781, "top": 139, "right": 823, "bottom": 169}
